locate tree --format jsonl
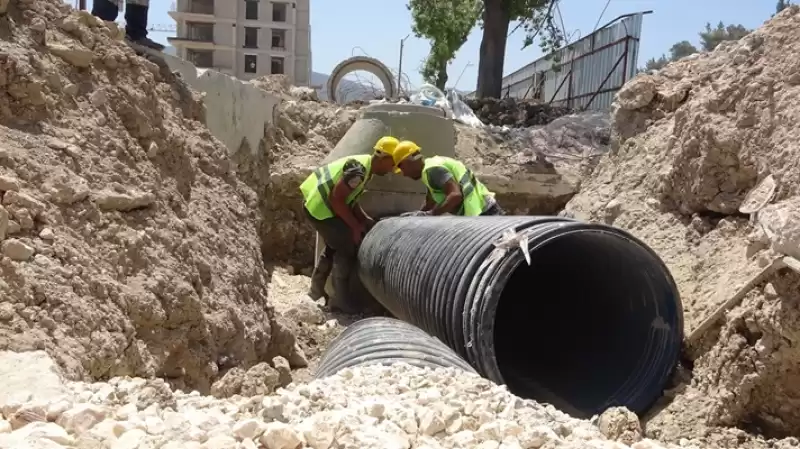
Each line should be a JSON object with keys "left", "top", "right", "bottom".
{"left": 475, "top": 0, "right": 564, "bottom": 98}
{"left": 698, "top": 22, "right": 750, "bottom": 52}
{"left": 775, "top": 0, "right": 791, "bottom": 15}
{"left": 639, "top": 22, "right": 749, "bottom": 72}
{"left": 408, "top": 0, "right": 482, "bottom": 90}
{"left": 669, "top": 40, "right": 698, "bottom": 59}
{"left": 641, "top": 41, "right": 698, "bottom": 72}
{"left": 643, "top": 55, "right": 670, "bottom": 71}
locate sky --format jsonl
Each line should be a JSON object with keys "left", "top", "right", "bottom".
{"left": 77, "top": 0, "right": 777, "bottom": 92}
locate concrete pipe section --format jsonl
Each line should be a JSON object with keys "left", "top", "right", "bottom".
{"left": 314, "top": 102, "right": 456, "bottom": 302}
{"left": 327, "top": 56, "right": 396, "bottom": 103}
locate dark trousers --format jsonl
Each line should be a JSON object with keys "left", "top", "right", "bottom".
{"left": 92, "top": 0, "right": 149, "bottom": 40}
{"left": 304, "top": 208, "right": 358, "bottom": 312}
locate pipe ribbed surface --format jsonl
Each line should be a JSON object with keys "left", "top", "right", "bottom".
{"left": 314, "top": 317, "right": 477, "bottom": 377}
{"left": 357, "top": 216, "right": 683, "bottom": 417}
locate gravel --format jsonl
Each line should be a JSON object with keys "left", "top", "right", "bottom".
{"left": 0, "top": 351, "right": 703, "bottom": 449}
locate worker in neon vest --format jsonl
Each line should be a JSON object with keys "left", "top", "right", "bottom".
{"left": 392, "top": 140, "right": 504, "bottom": 216}
{"left": 299, "top": 136, "right": 399, "bottom": 312}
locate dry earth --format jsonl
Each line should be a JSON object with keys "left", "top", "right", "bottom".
{"left": 0, "top": 0, "right": 305, "bottom": 394}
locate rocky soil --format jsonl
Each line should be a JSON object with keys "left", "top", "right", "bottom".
{"left": 564, "top": 5, "right": 800, "bottom": 446}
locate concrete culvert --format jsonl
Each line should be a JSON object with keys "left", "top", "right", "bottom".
{"left": 354, "top": 215, "right": 684, "bottom": 418}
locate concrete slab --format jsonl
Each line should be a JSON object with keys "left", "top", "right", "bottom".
{"left": 156, "top": 51, "right": 281, "bottom": 157}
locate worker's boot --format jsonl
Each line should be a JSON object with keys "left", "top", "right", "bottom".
{"left": 123, "top": 2, "right": 165, "bottom": 51}
{"left": 308, "top": 248, "right": 333, "bottom": 300}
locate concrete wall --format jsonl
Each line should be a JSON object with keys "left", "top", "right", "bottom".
{"left": 214, "top": 0, "right": 235, "bottom": 20}
{"left": 214, "top": 22, "right": 233, "bottom": 46}
{"left": 158, "top": 52, "right": 280, "bottom": 157}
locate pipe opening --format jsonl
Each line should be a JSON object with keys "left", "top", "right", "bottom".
{"left": 493, "top": 229, "right": 680, "bottom": 417}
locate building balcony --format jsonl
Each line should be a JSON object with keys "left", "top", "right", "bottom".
{"left": 168, "top": 0, "right": 215, "bottom": 21}
{"left": 167, "top": 34, "right": 218, "bottom": 50}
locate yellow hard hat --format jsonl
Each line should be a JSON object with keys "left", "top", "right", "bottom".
{"left": 392, "top": 140, "right": 422, "bottom": 173}
{"left": 373, "top": 136, "right": 399, "bottom": 155}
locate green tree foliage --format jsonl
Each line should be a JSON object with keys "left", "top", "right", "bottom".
{"left": 407, "top": 0, "right": 563, "bottom": 98}
{"left": 642, "top": 41, "right": 699, "bottom": 71}
{"left": 698, "top": 22, "right": 750, "bottom": 52}
{"left": 475, "top": 0, "right": 564, "bottom": 98}
{"left": 408, "top": 0, "right": 482, "bottom": 90}
{"left": 640, "top": 22, "right": 751, "bottom": 72}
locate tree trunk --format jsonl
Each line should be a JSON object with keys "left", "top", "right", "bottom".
{"left": 435, "top": 61, "right": 448, "bottom": 91}
{"left": 476, "top": 0, "right": 511, "bottom": 98}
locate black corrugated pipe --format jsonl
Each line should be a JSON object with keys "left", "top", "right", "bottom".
{"left": 357, "top": 216, "right": 683, "bottom": 418}
{"left": 314, "top": 317, "right": 477, "bottom": 377}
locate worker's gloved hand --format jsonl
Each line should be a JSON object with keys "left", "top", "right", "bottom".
{"left": 400, "top": 210, "right": 432, "bottom": 217}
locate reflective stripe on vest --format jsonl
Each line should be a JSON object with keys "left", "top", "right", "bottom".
{"left": 300, "top": 154, "right": 372, "bottom": 220}
{"left": 422, "top": 156, "right": 490, "bottom": 216}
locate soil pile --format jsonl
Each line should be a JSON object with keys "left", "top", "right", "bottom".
{"left": 0, "top": 0, "right": 305, "bottom": 392}
{"left": 564, "top": 6, "right": 800, "bottom": 446}
{"left": 465, "top": 97, "right": 573, "bottom": 127}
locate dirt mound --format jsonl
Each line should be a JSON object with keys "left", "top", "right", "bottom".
{"left": 0, "top": 1, "right": 304, "bottom": 391}
{"left": 465, "top": 97, "right": 573, "bottom": 127}
{"left": 564, "top": 6, "right": 800, "bottom": 446}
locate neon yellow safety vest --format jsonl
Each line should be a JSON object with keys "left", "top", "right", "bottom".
{"left": 421, "top": 156, "right": 493, "bottom": 216}
{"left": 300, "top": 155, "right": 373, "bottom": 220}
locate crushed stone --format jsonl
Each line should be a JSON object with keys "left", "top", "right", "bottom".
{"left": 0, "top": 351, "right": 713, "bottom": 449}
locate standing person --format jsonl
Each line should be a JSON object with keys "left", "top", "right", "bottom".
{"left": 91, "top": 0, "right": 165, "bottom": 51}
{"left": 300, "top": 136, "right": 399, "bottom": 313}
{"left": 392, "top": 140, "right": 504, "bottom": 217}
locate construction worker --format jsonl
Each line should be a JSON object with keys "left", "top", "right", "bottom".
{"left": 91, "top": 0, "right": 165, "bottom": 51}
{"left": 393, "top": 140, "right": 503, "bottom": 216}
{"left": 300, "top": 136, "right": 399, "bottom": 313}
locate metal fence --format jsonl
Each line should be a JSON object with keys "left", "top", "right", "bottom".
{"left": 473, "top": 11, "right": 651, "bottom": 110}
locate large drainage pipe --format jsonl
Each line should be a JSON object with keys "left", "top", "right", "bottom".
{"left": 315, "top": 317, "right": 477, "bottom": 377}
{"left": 355, "top": 215, "right": 683, "bottom": 418}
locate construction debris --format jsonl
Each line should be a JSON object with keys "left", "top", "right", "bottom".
{"left": 565, "top": 5, "right": 800, "bottom": 445}
{"left": 464, "top": 97, "right": 573, "bottom": 128}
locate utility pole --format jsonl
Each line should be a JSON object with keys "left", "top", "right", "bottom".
{"left": 397, "top": 34, "right": 410, "bottom": 99}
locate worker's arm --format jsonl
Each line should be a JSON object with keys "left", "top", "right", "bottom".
{"left": 420, "top": 191, "right": 436, "bottom": 212}
{"left": 330, "top": 159, "right": 367, "bottom": 233}
{"left": 425, "top": 167, "right": 462, "bottom": 216}
{"left": 429, "top": 179, "right": 463, "bottom": 215}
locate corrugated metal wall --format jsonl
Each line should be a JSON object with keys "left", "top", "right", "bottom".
{"left": 487, "top": 11, "right": 648, "bottom": 110}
